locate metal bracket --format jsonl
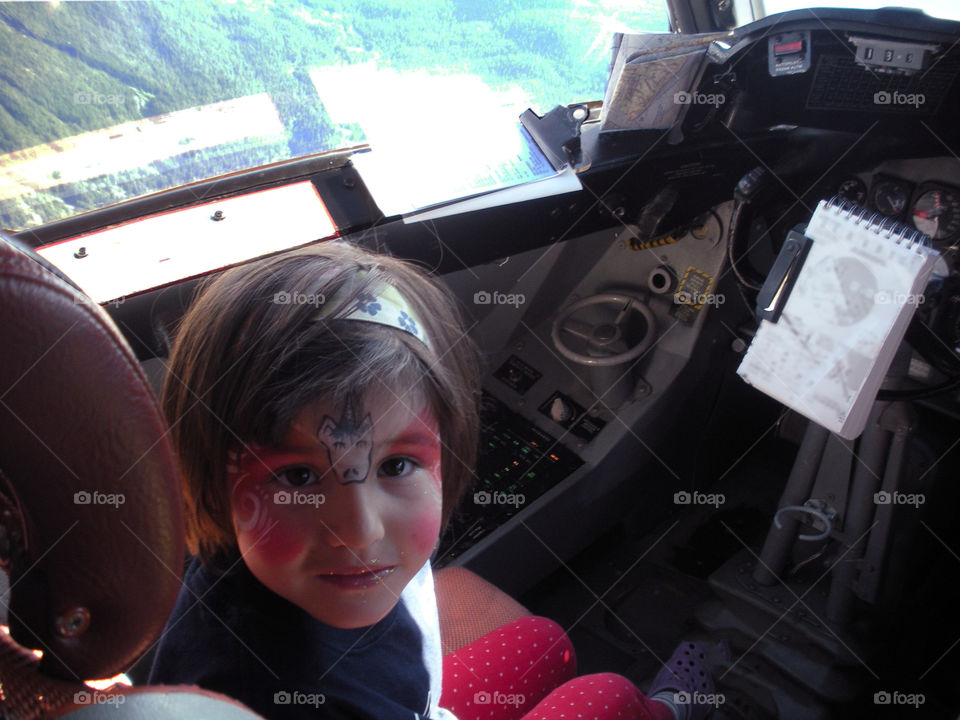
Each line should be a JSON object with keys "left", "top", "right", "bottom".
{"left": 519, "top": 104, "right": 590, "bottom": 172}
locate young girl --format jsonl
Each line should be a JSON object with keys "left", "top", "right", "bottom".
{"left": 148, "top": 241, "right": 711, "bottom": 719}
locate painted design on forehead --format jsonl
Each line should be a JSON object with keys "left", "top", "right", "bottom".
{"left": 317, "top": 404, "right": 373, "bottom": 485}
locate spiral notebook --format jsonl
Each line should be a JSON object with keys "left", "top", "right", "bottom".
{"left": 737, "top": 198, "right": 939, "bottom": 439}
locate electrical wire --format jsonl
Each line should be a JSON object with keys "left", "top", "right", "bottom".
{"left": 726, "top": 200, "right": 764, "bottom": 291}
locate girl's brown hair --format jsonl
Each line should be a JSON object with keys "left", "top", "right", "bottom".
{"left": 162, "top": 241, "right": 481, "bottom": 563}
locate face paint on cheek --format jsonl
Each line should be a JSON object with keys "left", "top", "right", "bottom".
{"left": 391, "top": 408, "right": 443, "bottom": 490}
{"left": 231, "top": 475, "right": 271, "bottom": 534}
{"left": 421, "top": 411, "right": 443, "bottom": 479}
{"left": 425, "top": 442, "right": 442, "bottom": 493}
{"left": 433, "top": 465, "right": 443, "bottom": 497}
{"left": 410, "top": 504, "right": 443, "bottom": 557}
{"left": 232, "top": 480, "right": 308, "bottom": 565}
{"left": 415, "top": 444, "right": 442, "bottom": 498}
{"left": 250, "top": 513, "right": 307, "bottom": 566}
{"left": 229, "top": 447, "right": 274, "bottom": 528}
{"left": 232, "top": 483, "right": 258, "bottom": 531}
{"left": 229, "top": 452, "right": 309, "bottom": 566}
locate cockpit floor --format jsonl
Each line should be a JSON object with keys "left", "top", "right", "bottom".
{"left": 520, "top": 405, "right": 960, "bottom": 719}
{"left": 519, "top": 429, "right": 797, "bottom": 718}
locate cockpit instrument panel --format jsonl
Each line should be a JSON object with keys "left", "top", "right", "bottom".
{"left": 869, "top": 174, "right": 913, "bottom": 219}
{"left": 911, "top": 183, "right": 960, "bottom": 242}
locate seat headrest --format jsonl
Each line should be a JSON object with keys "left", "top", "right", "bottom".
{"left": 0, "top": 231, "right": 184, "bottom": 681}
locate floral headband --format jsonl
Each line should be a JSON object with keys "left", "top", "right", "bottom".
{"left": 315, "top": 279, "right": 430, "bottom": 350}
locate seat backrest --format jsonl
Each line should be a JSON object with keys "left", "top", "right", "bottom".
{"left": 0, "top": 231, "right": 264, "bottom": 719}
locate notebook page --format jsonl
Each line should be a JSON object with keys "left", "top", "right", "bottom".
{"left": 737, "top": 200, "right": 938, "bottom": 438}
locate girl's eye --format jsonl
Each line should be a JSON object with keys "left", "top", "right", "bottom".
{"left": 379, "top": 457, "right": 417, "bottom": 478}
{"left": 274, "top": 467, "right": 319, "bottom": 487}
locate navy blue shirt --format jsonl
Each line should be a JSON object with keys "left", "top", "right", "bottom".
{"left": 149, "top": 555, "right": 431, "bottom": 719}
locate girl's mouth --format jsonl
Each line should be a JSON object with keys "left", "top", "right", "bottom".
{"left": 316, "top": 566, "right": 398, "bottom": 589}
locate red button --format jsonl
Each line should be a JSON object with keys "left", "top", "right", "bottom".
{"left": 774, "top": 40, "right": 804, "bottom": 54}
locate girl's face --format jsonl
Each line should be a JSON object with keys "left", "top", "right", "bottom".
{"left": 228, "top": 387, "right": 443, "bottom": 629}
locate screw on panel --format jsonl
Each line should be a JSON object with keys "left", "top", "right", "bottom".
{"left": 73, "top": 247, "right": 87, "bottom": 259}
{"left": 211, "top": 210, "right": 225, "bottom": 222}
{"left": 56, "top": 607, "right": 91, "bottom": 638}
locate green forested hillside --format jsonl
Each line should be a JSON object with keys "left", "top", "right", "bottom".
{"left": 0, "top": 0, "right": 667, "bottom": 229}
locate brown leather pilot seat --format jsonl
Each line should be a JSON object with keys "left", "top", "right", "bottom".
{"left": 0, "top": 231, "right": 527, "bottom": 719}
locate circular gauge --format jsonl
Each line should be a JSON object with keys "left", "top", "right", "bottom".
{"left": 870, "top": 178, "right": 910, "bottom": 217}
{"left": 911, "top": 187, "right": 960, "bottom": 242}
{"left": 837, "top": 176, "right": 867, "bottom": 205}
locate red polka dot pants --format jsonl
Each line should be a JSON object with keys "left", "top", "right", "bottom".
{"left": 440, "top": 616, "right": 673, "bottom": 720}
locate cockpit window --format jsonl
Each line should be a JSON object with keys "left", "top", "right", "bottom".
{"left": 0, "top": 0, "right": 668, "bottom": 232}
{"left": 755, "top": 0, "right": 959, "bottom": 22}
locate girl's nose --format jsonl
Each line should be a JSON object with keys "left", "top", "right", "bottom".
{"left": 323, "top": 484, "right": 385, "bottom": 549}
